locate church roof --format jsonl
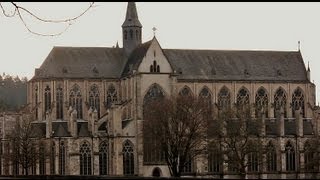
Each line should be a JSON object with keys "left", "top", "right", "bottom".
{"left": 31, "top": 45, "right": 308, "bottom": 82}
{"left": 163, "top": 49, "right": 308, "bottom": 82}
{"left": 32, "top": 46, "right": 128, "bottom": 80}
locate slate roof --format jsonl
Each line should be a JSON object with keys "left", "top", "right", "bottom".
{"left": 303, "top": 119, "right": 314, "bottom": 135}
{"left": 265, "top": 119, "right": 278, "bottom": 136}
{"left": 285, "top": 119, "right": 296, "bottom": 136}
{"left": 52, "top": 122, "right": 71, "bottom": 137}
{"left": 31, "top": 40, "right": 308, "bottom": 82}
{"left": 30, "top": 123, "right": 46, "bottom": 138}
{"left": 163, "top": 49, "right": 308, "bottom": 81}
{"left": 78, "top": 122, "right": 91, "bottom": 137}
{"left": 32, "top": 47, "right": 127, "bottom": 80}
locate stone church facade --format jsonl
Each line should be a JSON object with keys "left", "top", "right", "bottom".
{"left": 8, "top": 2, "right": 318, "bottom": 178}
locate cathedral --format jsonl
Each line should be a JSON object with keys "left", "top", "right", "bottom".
{"left": 16, "top": 2, "right": 319, "bottom": 178}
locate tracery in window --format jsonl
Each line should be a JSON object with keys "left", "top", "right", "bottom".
{"left": 255, "top": 87, "right": 268, "bottom": 118}
{"left": 106, "top": 84, "right": 117, "bottom": 109}
{"left": 304, "top": 141, "right": 316, "bottom": 172}
{"left": 274, "top": 88, "right": 287, "bottom": 118}
{"left": 123, "top": 140, "right": 134, "bottom": 175}
{"left": 285, "top": 142, "right": 296, "bottom": 171}
{"left": 208, "top": 144, "right": 222, "bottom": 173}
{"left": 236, "top": 87, "right": 250, "bottom": 109}
{"left": 59, "top": 141, "right": 66, "bottom": 175}
{"left": 69, "top": 84, "right": 82, "bottom": 119}
{"left": 266, "top": 141, "right": 277, "bottom": 172}
{"left": 80, "top": 141, "right": 92, "bottom": 175}
{"left": 99, "top": 141, "right": 108, "bottom": 175}
{"left": 179, "top": 86, "right": 192, "bottom": 97}
{"left": 89, "top": 84, "right": 100, "bottom": 118}
{"left": 292, "top": 87, "right": 305, "bottom": 117}
{"left": 143, "top": 84, "right": 165, "bottom": 164}
{"left": 218, "top": 86, "right": 231, "bottom": 110}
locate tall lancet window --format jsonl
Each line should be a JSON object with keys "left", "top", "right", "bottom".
{"left": 124, "top": 30, "right": 127, "bottom": 40}
{"left": 69, "top": 84, "right": 82, "bottom": 119}
{"left": 266, "top": 141, "right": 277, "bottom": 172}
{"left": 35, "top": 85, "right": 38, "bottom": 120}
{"left": 129, "top": 29, "right": 133, "bottom": 39}
{"left": 106, "top": 84, "right": 117, "bottom": 108}
{"left": 123, "top": 140, "right": 134, "bottom": 175}
{"left": 89, "top": 84, "right": 100, "bottom": 118}
{"left": 39, "top": 143, "right": 46, "bottom": 175}
{"left": 292, "top": 88, "right": 305, "bottom": 117}
{"left": 44, "top": 85, "right": 51, "bottom": 114}
{"left": 59, "top": 141, "right": 66, "bottom": 175}
{"left": 285, "top": 142, "right": 296, "bottom": 171}
{"left": 236, "top": 88, "right": 250, "bottom": 110}
{"left": 199, "top": 87, "right": 212, "bottom": 107}
{"left": 56, "top": 86, "right": 63, "bottom": 119}
{"left": 143, "top": 84, "right": 165, "bottom": 164}
{"left": 80, "top": 141, "right": 92, "bottom": 175}
{"left": 99, "top": 141, "right": 108, "bottom": 175}
{"left": 218, "top": 86, "right": 231, "bottom": 111}
{"left": 255, "top": 88, "right": 268, "bottom": 118}
{"left": 274, "top": 88, "right": 287, "bottom": 118}
{"left": 50, "top": 141, "right": 55, "bottom": 175}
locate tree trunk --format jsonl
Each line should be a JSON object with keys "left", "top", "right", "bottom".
{"left": 25, "top": 167, "right": 28, "bottom": 175}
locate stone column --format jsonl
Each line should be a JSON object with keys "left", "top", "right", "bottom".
{"left": 92, "top": 109, "right": 98, "bottom": 136}
{"left": 279, "top": 106, "right": 285, "bottom": 137}
{"left": 295, "top": 107, "right": 303, "bottom": 137}
{"left": 71, "top": 110, "right": 77, "bottom": 137}
{"left": 261, "top": 108, "right": 266, "bottom": 137}
{"left": 280, "top": 139, "right": 286, "bottom": 179}
{"left": 46, "top": 111, "right": 52, "bottom": 138}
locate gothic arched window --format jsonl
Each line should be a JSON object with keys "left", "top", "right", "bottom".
{"left": 129, "top": 29, "right": 133, "bottom": 39}
{"left": 89, "top": 84, "right": 100, "bottom": 118}
{"left": 143, "top": 84, "right": 165, "bottom": 107}
{"left": 236, "top": 87, "right": 250, "bottom": 108}
{"left": 39, "top": 143, "right": 46, "bottom": 175}
{"left": 292, "top": 88, "right": 305, "bottom": 117}
{"left": 80, "top": 141, "right": 92, "bottom": 175}
{"left": 50, "top": 141, "right": 55, "bottom": 175}
{"left": 69, "top": 84, "right": 82, "bottom": 119}
{"left": 274, "top": 88, "right": 287, "bottom": 118}
{"left": 285, "top": 142, "right": 296, "bottom": 171}
{"left": 59, "top": 141, "right": 66, "bottom": 175}
{"left": 218, "top": 86, "right": 231, "bottom": 110}
{"left": 150, "top": 60, "right": 160, "bottom": 73}
{"left": 143, "top": 84, "right": 165, "bottom": 164}
{"left": 179, "top": 86, "right": 192, "bottom": 97}
{"left": 208, "top": 144, "right": 222, "bottom": 173}
{"left": 248, "top": 152, "right": 259, "bottom": 172}
{"left": 304, "top": 141, "right": 316, "bottom": 172}
{"left": 266, "top": 141, "right": 277, "bottom": 172}
{"left": 199, "top": 87, "right": 212, "bottom": 106}
{"left": 124, "top": 30, "right": 128, "bottom": 40}
{"left": 123, "top": 140, "right": 134, "bottom": 175}
{"left": 255, "top": 88, "right": 268, "bottom": 118}
{"left": 56, "top": 86, "right": 63, "bottom": 119}
{"left": 44, "top": 85, "right": 51, "bottom": 114}
{"left": 106, "top": 84, "right": 117, "bottom": 109}
{"left": 99, "top": 141, "right": 108, "bottom": 175}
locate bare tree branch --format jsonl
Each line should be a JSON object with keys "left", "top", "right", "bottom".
{"left": 0, "top": 2, "right": 95, "bottom": 36}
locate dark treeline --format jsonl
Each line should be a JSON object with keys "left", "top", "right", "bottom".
{"left": 0, "top": 73, "right": 28, "bottom": 112}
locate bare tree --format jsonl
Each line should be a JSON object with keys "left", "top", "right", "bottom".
{"left": 4, "top": 112, "right": 49, "bottom": 175}
{"left": 143, "top": 95, "right": 210, "bottom": 177}
{"left": 213, "top": 105, "right": 264, "bottom": 178}
{"left": 0, "top": 2, "right": 95, "bottom": 36}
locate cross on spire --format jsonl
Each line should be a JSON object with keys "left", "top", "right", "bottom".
{"left": 152, "top": 27, "right": 157, "bottom": 36}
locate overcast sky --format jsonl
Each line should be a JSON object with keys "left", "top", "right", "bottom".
{"left": 1, "top": 2, "right": 320, "bottom": 102}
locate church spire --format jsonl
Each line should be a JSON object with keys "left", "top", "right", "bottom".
{"left": 122, "top": 2, "right": 142, "bottom": 28}
{"left": 122, "top": 2, "right": 142, "bottom": 55}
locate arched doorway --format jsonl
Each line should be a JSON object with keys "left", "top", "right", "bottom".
{"left": 152, "top": 167, "right": 161, "bottom": 177}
